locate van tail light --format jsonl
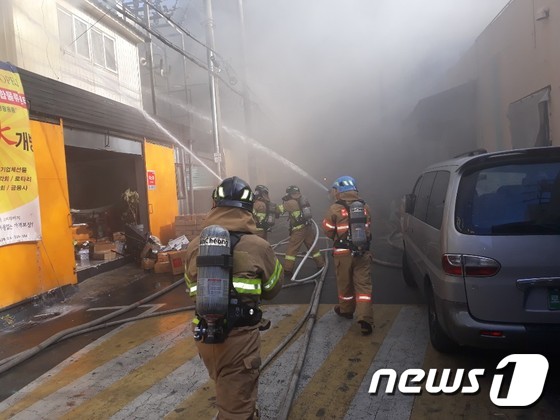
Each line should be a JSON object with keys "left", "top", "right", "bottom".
{"left": 442, "top": 254, "right": 501, "bottom": 277}
{"left": 480, "top": 330, "right": 504, "bottom": 338}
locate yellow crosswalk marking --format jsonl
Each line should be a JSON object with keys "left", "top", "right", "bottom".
{"left": 0, "top": 313, "right": 189, "bottom": 419}
{"left": 165, "top": 304, "right": 308, "bottom": 419}
{"left": 60, "top": 315, "right": 195, "bottom": 419}
{"left": 290, "top": 304, "right": 401, "bottom": 419}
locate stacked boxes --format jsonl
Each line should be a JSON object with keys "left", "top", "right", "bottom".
{"left": 137, "top": 214, "right": 206, "bottom": 275}
{"left": 154, "top": 252, "right": 171, "bottom": 274}
{"left": 174, "top": 214, "right": 206, "bottom": 241}
{"left": 167, "top": 250, "right": 189, "bottom": 275}
{"left": 92, "top": 240, "right": 116, "bottom": 261}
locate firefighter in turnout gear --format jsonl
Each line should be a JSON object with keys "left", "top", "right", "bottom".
{"left": 278, "top": 185, "right": 325, "bottom": 279}
{"left": 322, "top": 176, "right": 374, "bottom": 335}
{"left": 184, "top": 176, "right": 284, "bottom": 419}
{"left": 252, "top": 184, "right": 279, "bottom": 241}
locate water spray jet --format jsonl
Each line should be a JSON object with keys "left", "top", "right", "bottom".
{"left": 178, "top": 103, "right": 329, "bottom": 193}
{"left": 141, "top": 110, "right": 222, "bottom": 182}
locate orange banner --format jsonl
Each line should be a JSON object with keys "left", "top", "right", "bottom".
{"left": 0, "top": 61, "right": 41, "bottom": 246}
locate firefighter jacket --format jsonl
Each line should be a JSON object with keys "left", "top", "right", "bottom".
{"left": 253, "top": 197, "right": 275, "bottom": 232}
{"left": 278, "top": 193, "right": 308, "bottom": 232}
{"left": 184, "top": 206, "right": 284, "bottom": 305}
{"left": 322, "top": 190, "right": 372, "bottom": 256}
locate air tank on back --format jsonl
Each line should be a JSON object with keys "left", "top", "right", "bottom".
{"left": 196, "top": 225, "right": 231, "bottom": 342}
{"left": 349, "top": 201, "right": 367, "bottom": 250}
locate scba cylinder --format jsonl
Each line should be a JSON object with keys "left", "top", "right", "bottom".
{"left": 299, "top": 196, "right": 313, "bottom": 221}
{"left": 349, "top": 201, "right": 367, "bottom": 249}
{"left": 196, "top": 225, "right": 231, "bottom": 320}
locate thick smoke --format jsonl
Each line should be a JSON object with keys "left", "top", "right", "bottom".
{"left": 58, "top": 0, "right": 510, "bottom": 214}
{"left": 203, "top": 0, "right": 509, "bottom": 213}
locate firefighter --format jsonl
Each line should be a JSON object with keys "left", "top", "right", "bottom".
{"left": 278, "top": 185, "right": 325, "bottom": 279}
{"left": 252, "top": 184, "right": 278, "bottom": 241}
{"left": 184, "top": 176, "right": 284, "bottom": 419}
{"left": 322, "top": 176, "right": 374, "bottom": 335}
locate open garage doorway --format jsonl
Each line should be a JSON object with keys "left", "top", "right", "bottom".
{"left": 64, "top": 139, "right": 147, "bottom": 277}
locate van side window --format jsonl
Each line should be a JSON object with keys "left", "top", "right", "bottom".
{"left": 426, "top": 171, "right": 450, "bottom": 229}
{"left": 413, "top": 171, "right": 437, "bottom": 222}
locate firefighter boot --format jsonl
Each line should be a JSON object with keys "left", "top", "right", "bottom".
{"left": 359, "top": 321, "right": 373, "bottom": 336}
{"left": 334, "top": 305, "right": 353, "bottom": 319}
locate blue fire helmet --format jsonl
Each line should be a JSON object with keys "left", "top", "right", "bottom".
{"left": 332, "top": 176, "right": 357, "bottom": 193}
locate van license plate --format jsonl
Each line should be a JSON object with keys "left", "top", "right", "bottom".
{"left": 549, "top": 288, "right": 560, "bottom": 310}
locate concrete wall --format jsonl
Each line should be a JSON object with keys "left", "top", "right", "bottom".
{"left": 443, "top": 0, "right": 560, "bottom": 151}
{"left": 3, "top": 0, "right": 142, "bottom": 108}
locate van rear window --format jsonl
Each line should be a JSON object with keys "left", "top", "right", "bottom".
{"left": 455, "top": 162, "right": 560, "bottom": 235}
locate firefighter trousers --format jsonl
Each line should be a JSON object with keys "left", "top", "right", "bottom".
{"left": 284, "top": 224, "right": 325, "bottom": 273}
{"left": 334, "top": 252, "right": 374, "bottom": 324}
{"left": 196, "top": 326, "right": 261, "bottom": 420}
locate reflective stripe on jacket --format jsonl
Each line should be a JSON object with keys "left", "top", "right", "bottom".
{"left": 184, "top": 207, "right": 284, "bottom": 303}
{"left": 322, "top": 190, "right": 372, "bottom": 252}
{"left": 278, "top": 199, "right": 307, "bottom": 231}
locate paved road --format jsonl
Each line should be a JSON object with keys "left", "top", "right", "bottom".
{"left": 0, "top": 219, "right": 558, "bottom": 419}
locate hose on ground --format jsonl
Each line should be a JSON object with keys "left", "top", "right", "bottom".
{"left": 0, "top": 256, "right": 322, "bottom": 373}
{"left": 0, "top": 276, "right": 186, "bottom": 374}
{"left": 277, "top": 251, "right": 328, "bottom": 420}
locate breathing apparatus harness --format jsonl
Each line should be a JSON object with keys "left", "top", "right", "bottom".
{"left": 333, "top": 199, "right": 370, "bottom": 256}
{"left": 255, "top": 200, "right": 277, "bottom": 232}
{"left": 282, "top": 194, "right": 313, "bottom": 232}
{"left": 194, "top": 231, "right": 266, "bottom": 344}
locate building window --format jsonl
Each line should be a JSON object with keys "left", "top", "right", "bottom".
{"left": 57, "top": 7, "right": 117, "bottom": 73}
{"left": 91, "top": 30, "right": 105, "bottom": 66}
{"left": 508, "top": 87, "right": 551, "bottom": 149}
{"left": 104, "top": 37, "right": 117, "bottom": 71}
{"left": 91, "top": 29, "right": 117, "bottom": 72}
{"left": 57, "top": 9, "right": 73, "bottom": 48}
{"left": 74, "top": 18, "right": 90, "bottom": 58}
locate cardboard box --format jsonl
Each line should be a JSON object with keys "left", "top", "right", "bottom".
{"left": 156, "top": 252, "right": 169, "bottom": 263}
{"left": 94, "top": 241, "right": 115, "bottom": 253}
{"left": 92, "top": 250, "right": 116, "bottom": 261}
{"left": 168, "top": 249, "right": 188, "bottom": 275}
{"left": 113, "top": 231, "right": 126, "bottom": 242}
{"left": 154, "top": 261, "right": 171, "bottom": 274}
{"left": 141, "top": 258, "right": 155, "bottom": 270}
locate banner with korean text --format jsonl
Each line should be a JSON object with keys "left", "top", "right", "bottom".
{"left": 0, "top": 61, "right": 41, "bottom": 246}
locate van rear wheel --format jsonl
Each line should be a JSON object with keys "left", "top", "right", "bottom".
{"left": 401, "top": 250, "right": 417, "bottom": 288}
{"left": 427, "top": 286, "right": 459, "bottom": 353}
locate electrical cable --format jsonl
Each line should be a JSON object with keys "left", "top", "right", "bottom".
{"left": 104, "top": 0, "right": 247, "bottom": 99}
{"left": 144, "top": 0, "right": 221, "bottom": 59}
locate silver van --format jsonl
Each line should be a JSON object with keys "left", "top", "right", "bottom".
{"left": 402, "top": 147, "right": 560, "bottom": 352}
